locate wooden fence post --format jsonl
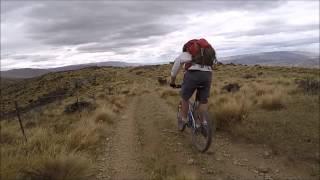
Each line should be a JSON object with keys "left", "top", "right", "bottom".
{"left": 14, "top": 101, "right": 27, "bottom": 142}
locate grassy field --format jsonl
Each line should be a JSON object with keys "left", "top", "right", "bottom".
{"left": 1, "top": 64, "right": 319, "bottom": 179}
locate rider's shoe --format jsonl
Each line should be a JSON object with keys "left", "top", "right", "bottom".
{"left": 178, "top": 117, "right": 187, "bottom": 130}
{"left": 195, "top": 123, "right": 201, "bottom": 129}
{"left": 178, "top": 117, "right": 187, "bottom": 125}
{"left": 196, "top": 120, "right": 207, "bottom": 128}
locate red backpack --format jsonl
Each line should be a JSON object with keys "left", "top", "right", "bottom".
{"left": 183, "top": 38, "right": 216, "bottom": 67}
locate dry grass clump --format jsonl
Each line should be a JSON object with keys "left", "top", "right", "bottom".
{"left": 141, "top": 89, "right": 151, "bottom": 94}
{"left": 67, "top": 107, "right": 114, "bottom": 151}
{"left": 21, "top": 153, "right": 93, "bottom": 180}
{"left": 94, "top": 111, "right": 114, "bottom": 124}
{"left": 0, "top": 101, "right": 110, "bottom": 180}
{"left": 108, "top": 95, "right": 126, "bottom": 113}
{"left": 158, "top": 88, "right": 180, "bottom": 107}
{"left": 1, "top": 125, "right": 94, "bottom": 179}
{"left": 93, "top": 106, "right": 115, "bottom": 125}
{"left": 144, "top": 153, "right": 189, "bottom": 180}
{"left": 160, "top": 88, "right": 178, "bottom": 99}
{"left": 212, "top": 95, "right": 251, "bottom": 130}
{"left": 259, "top": 91, "right": 286, "bottom": 110}
{"left": 25, "top": 127, "right": 53, "bottom": 153}
{"left": 253, "top": 83, "right": 274, "bottom": 96}
{"left": 128, "top": 86, "right": 138, "bottom": 96}
{"left": 0, "top": 125, "right": 19, "bottom": 144}
{"left": 97, "top": 93, "right": 106, "bottom": 99}
{"left": 296, "top": 78, "right": 320, "bottom": 95}
{"left": 67, "top": 118, "right": 104, "bottom": 152}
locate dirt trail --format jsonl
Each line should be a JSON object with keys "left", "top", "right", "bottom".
{"left": 96, "top": 97, "right": 144, "bottom": 179}
{"left": 97, "top": 92, "right": 318, "bottom": 180}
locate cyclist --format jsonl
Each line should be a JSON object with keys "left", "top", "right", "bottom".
{"left": 170, "top": 38, "right": 217, "bottom": 126}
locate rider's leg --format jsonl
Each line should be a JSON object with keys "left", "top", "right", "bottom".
{"left": 181, "top": 98, "right": 189, "bottom": 122}
{"left": 197, "top": 71, "right": 212, "bottom": 123}
{"left": 180, "top": 71, "right": 196, "bottom": 123}
{"left": 198, "top": 103, "right": 208, "bottom": 123}
{"left": 198, "top": 103, "right": 208, "bottom": 113}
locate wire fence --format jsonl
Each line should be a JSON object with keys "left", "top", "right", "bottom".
{"left": 1, "top": 80, "right": 97, "bottom": 141}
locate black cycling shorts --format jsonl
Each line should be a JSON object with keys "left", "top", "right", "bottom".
{"left": 180, "top": 70, "right": 212, "bottom": 104}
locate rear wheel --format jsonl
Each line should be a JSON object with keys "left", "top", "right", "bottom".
{"left": 192, "top": 111, "right": 213, "bottom": 153}
{"left": 177, "top": 102, "right": 186, "bottom": 132}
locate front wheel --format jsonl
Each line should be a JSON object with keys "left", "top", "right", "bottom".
{"left": 192, "top": 111, "right": 213, "bottom": 153}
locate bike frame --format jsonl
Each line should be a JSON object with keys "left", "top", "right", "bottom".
{"left": 187, "top": 91, "right": 200, "bottom": 130}
{"left": 188, "top": 106, "right": 196, "bottom": 129}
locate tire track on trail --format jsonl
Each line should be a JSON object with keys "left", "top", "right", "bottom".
{"left": 132, "top": 93, "right": 202, "bottom": 179}
{"left": 96, "top": 96, "right": 145, "bottom": 180}
{"left": 110, "top": 96, "right": 145, "bottom": 179}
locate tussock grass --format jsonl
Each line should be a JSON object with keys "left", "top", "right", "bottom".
{"left": 67, "top": 118, "right": 104, "bottom": 152}
{"left": 67, "top": 106, "right": 115, "bottom": 151}
{"left": 97, "top": 93, "right": 106, "bottom": 99}
{"left": 94, "top": 109, "right": 114, "bottom": 124}
{"left": 1, "top": 126, "right": 93, "bottom": 179}
{"left": 0, "top": 125, "right": 19, "bottom": 144}
{"left": 232, "top": 94, "right": 319, "bottom": 161}
{"left": 144, "top": 152, "right": 198, "bottom": 180}
{"left": 160, "top": 88, "right": 178, "bottom": 99}
{"left": 259, "top": 91, "right": 286, "bottom": 110}
{"left": 252, "top": 83, "right": 274, "bottom": 96}
{"left": 108, "top": 95, "right": 126, "bottom": 113}
{"left": 0, "top": 100, "right": 113, "bottom": 179}
{"left": 26, "top": 127, "right": 54, "bottom": 153}
{"left": 158, "top": 88, "right": 180, "bottom": 107}
{"left": 21, "top": 153, "right": 92, "bottom": 180}
{"left": 212, "top": 95, "right": 251, "bottom": 130}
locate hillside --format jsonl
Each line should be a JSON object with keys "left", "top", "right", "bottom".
{"left": 2, "top": 51, "right": 319, "bottom": 79}
{"left": 1, "top": 64, "right": 319, "bottom": 179}
{"left": 0, "top": 61, "right": 140, "bottom": 79}
{"left": 221, "top": 51, "right": 319, "bottom": 67}
{"left": 0, "top": 68, "right": 51, "bottom": 79}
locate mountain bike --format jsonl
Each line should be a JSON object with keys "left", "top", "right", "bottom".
{"left": 171, "top": 84, "right": 213, "bottom": 153}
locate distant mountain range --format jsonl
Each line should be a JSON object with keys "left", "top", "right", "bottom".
{"left": 1, "top": 51, "right": 319, "bottom": 79}
{"left": 1, "top": 61, "right": 140, "bottom": 79}
{"left": 220, "top": 51, "right": 319, "bottom": 67}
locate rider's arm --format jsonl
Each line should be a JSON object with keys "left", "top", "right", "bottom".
{"left": 170, "top": 52, "right": 192, "bottom": 78}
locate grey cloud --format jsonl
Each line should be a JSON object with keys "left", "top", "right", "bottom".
{"left": 219, "top": 22, "right": 318, "bottom": 38}
{"left": 3, "top": 0, "right": 318, "bottom": 70}
{"left": 1, "top": 1, "right": 30, "bottom": 15}
{"left": 76, "top": 22, "right": 175, "bottom": 53}
{"left": 246, "top": 24, "right": 317, "bottom": 36}
{"left": 256, "top": 36, "right": 319, "bottom": 48}
{"left": 219, "top": 37, "right": 319, "bottom": 56}
{"left": 23, "top": 1, "right": 283, "bottom": 50}
{"left": 25, "top": 1, "right": 180, "bottom": 50}
{"left": 77, "top": 40, "right": 148, "bottom": 53}
{"left": 214, "top": 35, "right": 319, "bottom": 57}
{"left": 6, "top": 54, "right": 58, "bottom": 62}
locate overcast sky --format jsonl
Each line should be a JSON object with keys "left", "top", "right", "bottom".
{"left": 1, "top": 0, "right": 319, "bottom": 70}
